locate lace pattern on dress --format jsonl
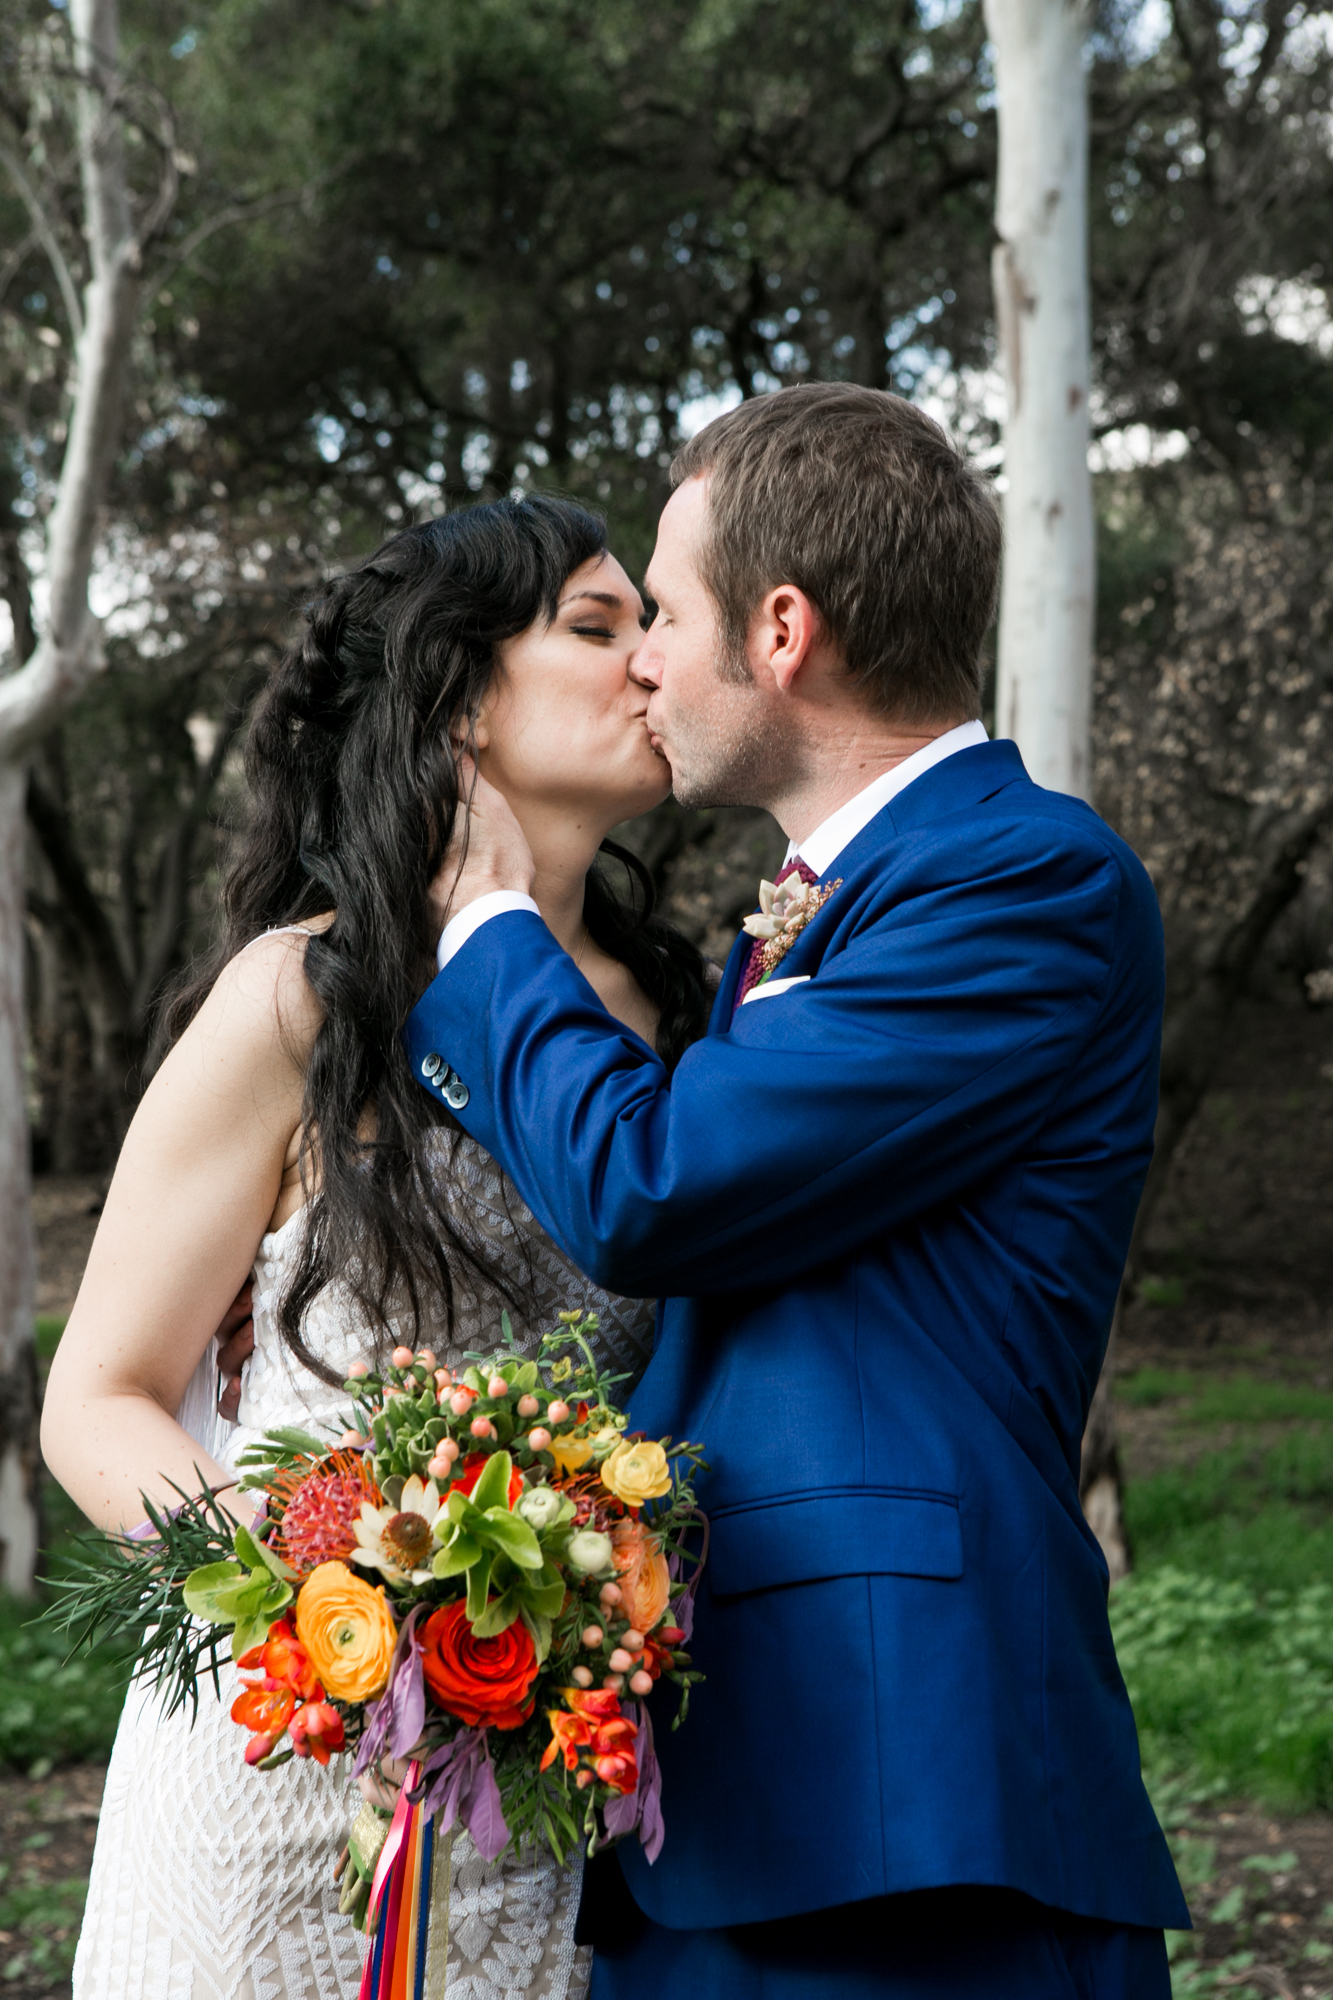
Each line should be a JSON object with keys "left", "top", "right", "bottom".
{"left": 74, "top": 1129, "right": 654, "bottom": 2000}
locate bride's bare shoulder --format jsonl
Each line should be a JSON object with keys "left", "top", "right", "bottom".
{"left": 172, "top": 916, "right": 334, "bottom": 1086}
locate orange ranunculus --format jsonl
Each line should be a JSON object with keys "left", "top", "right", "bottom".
{"left": 294, "top": 1561, "right": 397, "bottom": 1702}
{"left": 420, "top": 1601, "right": 539, "bottom": 1730}
{"left": 288, "top": 1699, "right": 346, "bottom": 1766}
{"left": 612, "top": 1519, "right": 672, "bottom": 1633}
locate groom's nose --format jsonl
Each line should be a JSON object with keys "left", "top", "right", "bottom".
{"left": 630, "top": 626, "right": 664, "bottom": 690}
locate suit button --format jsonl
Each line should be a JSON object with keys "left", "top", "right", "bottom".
{"left": 443, "top": 1077, "right": 470, "bottom": 1110}
{"left": 421, "top": 1053, "right": 443, "bottom": 1079}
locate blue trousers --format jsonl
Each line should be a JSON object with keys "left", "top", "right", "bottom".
{"left": 584, "top": 1878, "right": 1172, "bottom": 2000}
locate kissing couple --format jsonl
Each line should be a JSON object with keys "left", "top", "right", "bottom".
{"left": 51, "top": 383, "right": 1187, "bottom": 2000}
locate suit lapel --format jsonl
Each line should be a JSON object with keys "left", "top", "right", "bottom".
{"left": 713, "top": 741, "right": 1033, "bottom": 1024}
{"left": 808, "top": 739, "right": 1030, "bottom": 891}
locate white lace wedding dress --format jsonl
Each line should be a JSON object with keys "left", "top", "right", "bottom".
{"left": 73, "top": 1130, "right": 655, "bottom": 2000}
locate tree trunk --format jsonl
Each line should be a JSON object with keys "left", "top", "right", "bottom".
{"left": 0, "top": 763, "right": 41, "bottom": 1592}
{"left": 984, "top": 0, "right": 1095, "bottom": 799}
{"left": 982, "top": 0, "right": 1117, "bottom": 1558}
{"left": 0, "top": 0, "right": 167, "bottom": 1590}
{"left": 1128, "top": 796, "right": 1332, "bottom": 1275}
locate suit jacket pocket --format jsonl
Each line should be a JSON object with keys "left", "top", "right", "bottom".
{"left": 708, "top": 1486, "right": 962, "bottom": 1598}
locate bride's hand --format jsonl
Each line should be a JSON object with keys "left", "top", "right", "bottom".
{"left": 357, "top": 1753, "right": 410, "bottom": 1812}
{"left": 427, "top": 755, "right": 535, "bottom": 944}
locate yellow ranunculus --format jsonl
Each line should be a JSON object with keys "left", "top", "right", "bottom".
{"left": 295, "top": 1560, "right": 397, "bottom": 1702}
{"left": 547, "top": 1434, "right": 594, "bottom": 1479}
{"left": 600, "top": 1440, "right": 672, "bottom": 1508}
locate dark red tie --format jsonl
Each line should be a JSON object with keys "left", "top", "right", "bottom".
{"left": 733, "top": 855, "right": 818, "bottom": 1017}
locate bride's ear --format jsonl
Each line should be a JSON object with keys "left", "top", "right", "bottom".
{"left": 450, "top": 711, "right": 491, "bottom": 754}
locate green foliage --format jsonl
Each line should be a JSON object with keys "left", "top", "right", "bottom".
{"left": 1125, "top": 1433, "right": 1333, "bottom": 1592}
{"left": 33, "top": 1316, "right": 65, "bottom": 1362}
{"left": 1138, "top": 1277, "right": 1187, "bottom": 1309}
{"left": 0, "top": 1594, "right": 128, "bottom": 1771}
{"left": 1186, "top": 1380, "right": 1333, "bottom": 1427}
{"left": 43, "top": 1485, "right": 248, "bottom": 1722}
{"left": 1116, "top": 1369, "right": 1333, "bottom": 1424}
{"left": 1119, "top": 1367, "right": 1195, "bottom": 1407}
{"left": 0, "top": 1864, "right": 90, "bottom": 1988}
{"left": 1111, "top": 1568, "right": 1333, "bottom": 1812}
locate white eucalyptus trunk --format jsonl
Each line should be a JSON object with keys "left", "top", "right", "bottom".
{"left": 984, "top": 0, "right": 1094, "bottom": 799}
{"left": 0, "top": 0, "right": 146, "bottom": 1591}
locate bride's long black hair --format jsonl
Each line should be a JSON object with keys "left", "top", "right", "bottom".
{"left": 165, "top": 496, "right": 711, "bottom": 1383}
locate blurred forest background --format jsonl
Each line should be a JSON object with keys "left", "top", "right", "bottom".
{"left": 5, "top": 0, "right": 1333, "bottom": 1992}
{"left": 5, "top": 0, "right": 1333, "bottom": 1170}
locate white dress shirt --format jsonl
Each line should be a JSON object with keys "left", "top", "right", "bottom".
{"left": 436, "top": 718, "right": 990, "bottom": 973}
{"left": 782, "top": 718, "right": 989, "bottom": 878}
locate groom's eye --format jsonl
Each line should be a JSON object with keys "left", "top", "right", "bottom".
{"left": 640, "top": 598, "right": 658, "bottom": 629}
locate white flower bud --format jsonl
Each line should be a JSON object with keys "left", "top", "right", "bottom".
{"left": 566, "top": 1529, "right": 615, "bottom": 1577}
{"left": 517, "top": 1487, "right": 563, "bottom": 1530}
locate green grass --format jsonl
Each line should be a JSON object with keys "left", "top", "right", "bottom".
{"left": 1117, "top": 1366, "right": 1333, "bottom": 1425}
{"left": 1120, "top": 1367, "right": 1197, "bottom": 1407}
{"left": 0, "top": 1358, "right": 134, "bottom": 1774}
{"left": 1115, "top": 1408, "right": 1333, "bottom": 1815}
{"left": 1112, "top": 1567, "right": 1333, "bottom": 1811}
{"left": 0, "top": 1864, "right": 89, "bottom": 1986}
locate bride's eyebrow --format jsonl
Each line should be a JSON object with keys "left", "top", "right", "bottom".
{"left": 559, "top": 590, "right": 626, "bottom": 612}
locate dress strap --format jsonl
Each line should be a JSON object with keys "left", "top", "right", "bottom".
{"left": 238, "top": 923, "right": 319, "bottom": 955}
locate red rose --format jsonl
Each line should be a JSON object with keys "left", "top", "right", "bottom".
{"left": 448, "top": 1452, "right": 524, "bottom": 1510}
{"left": 420, "top": 1601, "right": 539, "bottom": 1730}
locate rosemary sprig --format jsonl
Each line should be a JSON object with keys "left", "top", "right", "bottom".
{"left": 43, "top": 1478, "right": 241, "bottom": 1721}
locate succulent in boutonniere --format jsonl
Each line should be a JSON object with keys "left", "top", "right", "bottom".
{"left": 742, "top": 876, "right": 843, "bottom": 983}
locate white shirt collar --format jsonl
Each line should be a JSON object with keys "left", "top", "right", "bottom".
{"left": 786, "top": 719, "right": 989, "bottom": 879}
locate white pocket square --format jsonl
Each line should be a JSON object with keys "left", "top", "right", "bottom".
{"left": 741, "top": 974, "right": 811, "bottom": 1005}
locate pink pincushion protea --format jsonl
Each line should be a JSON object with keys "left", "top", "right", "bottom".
{"left": 271, "top": 1450, "right": 382, "bottom": 1577}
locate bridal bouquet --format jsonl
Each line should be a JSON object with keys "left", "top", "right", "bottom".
{"left": 50, "top": 1311, "right": 705, "bottom": 1991}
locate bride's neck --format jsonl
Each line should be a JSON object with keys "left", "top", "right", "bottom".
{"left": 508, "top": 797, "right": 607, "bottom": 957}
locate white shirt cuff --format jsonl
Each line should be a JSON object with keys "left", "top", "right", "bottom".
{"left": 436, "top": 891, "right": 540, "bottom": 972}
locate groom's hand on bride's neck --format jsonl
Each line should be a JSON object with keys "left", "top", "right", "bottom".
{"left": 426, "top": 756, "right": 536, "bottom": 944}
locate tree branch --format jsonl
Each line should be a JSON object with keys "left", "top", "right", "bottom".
{"left": 0, "top": 141, "right": 84, "bottom": 341}
{"left": 0, "top": 0, "right": 166, "bottom": 759}
{"left": 25, "top": 767, "right": 131, "bottom": 1004}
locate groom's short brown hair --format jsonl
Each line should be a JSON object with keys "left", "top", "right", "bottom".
{"left": 670, "top": 383, "right": 1000, "bottom": 724}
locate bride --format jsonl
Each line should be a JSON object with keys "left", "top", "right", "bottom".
{"left": 42, "top": 495, "right": 710, "bottom": 2000}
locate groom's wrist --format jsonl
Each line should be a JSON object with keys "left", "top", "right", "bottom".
{"left": 436, "top": 889, "right": 541, "bottom": 972}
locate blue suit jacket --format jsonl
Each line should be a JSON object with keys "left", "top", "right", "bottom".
{"left": 404, "top": 740, "right": 1189, "bottom": 1932}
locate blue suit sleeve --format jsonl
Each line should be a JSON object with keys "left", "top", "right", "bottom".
{"left": 403, "top": 835, "right": 1125, "bottom": 1298}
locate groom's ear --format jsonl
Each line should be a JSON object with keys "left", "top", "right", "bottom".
{"left": 760, "top": 584, "right": 827, "bottom": 695}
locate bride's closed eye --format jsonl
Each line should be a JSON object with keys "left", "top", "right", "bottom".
{"left": 569, "top": 622, "right": 617, "bottom": 641}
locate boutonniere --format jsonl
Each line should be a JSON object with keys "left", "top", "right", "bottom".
{"left": 742, "top": 875, "right": 842, "bottom": 984}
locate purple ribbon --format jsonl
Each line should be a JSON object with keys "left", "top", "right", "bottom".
{"left": 600, "top": 1703, "right": 664, "bottom": 1863}
{"left": 353, "top": 1605, "right": 427, "bottom": 1778}
{"left": 412, "top": 1727, "right": 510, "bottom": 1862}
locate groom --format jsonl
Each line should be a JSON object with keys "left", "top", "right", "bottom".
{"left": 404, "top": 384, "right": 1188, "bottom": 1997}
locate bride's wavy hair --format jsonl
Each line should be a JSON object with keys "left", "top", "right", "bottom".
{"left": 165, "top": 495, "right": 711, "bottom": 1383}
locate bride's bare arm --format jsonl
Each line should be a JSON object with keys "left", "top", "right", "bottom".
{"left": 42, "top": 934, "right": 322, "bottom": 1531}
